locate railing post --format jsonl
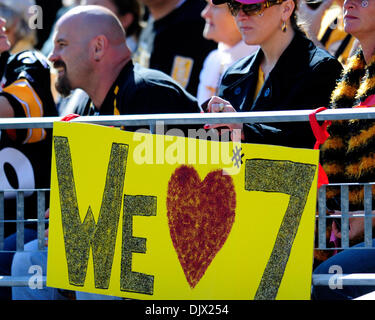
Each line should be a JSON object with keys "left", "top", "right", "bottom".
{"left": 37, "top": 190, "right": 46, "bottom": 251}
{"left": 149, "top": 123, "right": 156, "bottom": 134}
{"left": 318, "top": 185, "right": 327, "bottom": 249}
{"left": 364, "top": 184, "right": 373, "bottom": 248}
{"left": 0, "top": 192, "right": 4, "bottom": 251}
{"left": 341, "top": 185, "right": 350, "bottom": 248}
{"left": 16, "top": 191, "right": 24, "bottom": 252}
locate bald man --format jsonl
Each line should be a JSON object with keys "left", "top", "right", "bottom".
{"left": 49, "top": 5, "right": 201, "bottom": 121}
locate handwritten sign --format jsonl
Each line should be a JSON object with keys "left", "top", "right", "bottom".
{"left": 47, "top": 122, "right": 319, "bottom": 300}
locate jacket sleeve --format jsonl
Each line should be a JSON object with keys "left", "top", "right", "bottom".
{"left": 242, "top": 122, "right": 315, "bottom": 148}
{"left": 0, "top": 51, "right": 57, "bottom": 144}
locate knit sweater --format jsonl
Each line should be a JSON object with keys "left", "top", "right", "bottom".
{"left": 320, "top": 49, "right": 375, "bottom": 211}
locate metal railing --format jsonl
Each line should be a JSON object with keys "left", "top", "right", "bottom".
{"left": 0, "top": 109, "right": 375, "bottom": 291}
{"left": 0, "top": 188, "right": 49, "bottom": 288}
{"left": 317, "top": 183, "right": 375, "bottom": 250}
{"left": 0, "top": 189, "right": 49, "bottom": 253}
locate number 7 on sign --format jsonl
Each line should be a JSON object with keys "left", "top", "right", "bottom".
{"left": 244, "top": 159, "right": 317, "bottom": 300}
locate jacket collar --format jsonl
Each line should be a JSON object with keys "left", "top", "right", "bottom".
{"left": 267, "top": 31, "right": 313, "bottom": 77}
{"left": 220, "top": 32, "right": 313, "bottom": 111}
{"left": 222, "top": 32, "right": 312, "bottom": 101}
{"left": 97, "top": 61, "right": 134, "bottom": 114}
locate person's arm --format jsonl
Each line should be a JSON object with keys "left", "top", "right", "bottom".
{"left": 0, "top": 80, "right": 48, "bottom": 143}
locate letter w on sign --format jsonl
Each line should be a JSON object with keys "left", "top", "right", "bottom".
{"left": 53, "top": 136, "right": 129, "bottom": 289}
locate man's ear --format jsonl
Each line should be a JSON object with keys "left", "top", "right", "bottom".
{"left": 91, "top": 35, "right": 108, "bottom": 61}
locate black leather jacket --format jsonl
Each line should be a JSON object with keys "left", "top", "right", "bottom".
{"left": 217, "top": 31, "right": 343, "bottom": 149}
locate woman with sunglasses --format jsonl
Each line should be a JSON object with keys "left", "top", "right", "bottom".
{"left": 204, "top": 0, "right": 343, "bottom": 148}
{"left": 197, "top": 0, "right": 258, "bottom": 105}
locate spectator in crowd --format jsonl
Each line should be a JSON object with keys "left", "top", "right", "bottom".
{"left": 48, "top": 5, "right": 200, "bottom": 129}
{"left": 0, "top": 15, "right": 58, "bottom": 300}
{"left": 11, "top": 5, "right": 203, "bottom": 300}
{"left": 58, "top": 0, "right": 144, "bottom": 116}
{"left": 297, "top": 0, "right": 357, "bottom": 65}
{"left": 0, "top": 0, "right": 37, "bottom": 54}
{"left": 133, "top": 0, "right": 217, "bottom": 96}
{"left": 197, "top": 0, "right": 258, "bottom": 105}
{"left": 312, "top": 0, "right": 375, "bottom": 300}
{"left": 204, "top": 0, "right": 343, "bottom": 149}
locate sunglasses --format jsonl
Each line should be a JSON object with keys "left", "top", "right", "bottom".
{"left": 227, "top": 0, "right": 285, "bottom": 16}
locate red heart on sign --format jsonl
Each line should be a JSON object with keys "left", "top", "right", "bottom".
{"left": 167, "top": 165, "right": 236, "bottom": 288}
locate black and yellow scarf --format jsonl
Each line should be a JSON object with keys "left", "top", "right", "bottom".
{"left": 320, "top": 49, "right": 375, "bottom": 210}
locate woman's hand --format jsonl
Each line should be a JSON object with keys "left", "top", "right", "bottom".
{"left": 204, "top": 96, "right": 244, "bottom": 141}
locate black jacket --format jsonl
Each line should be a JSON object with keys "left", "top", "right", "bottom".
{"left": 75, "top": 61, "right": 201, "bottom": 133}
{"left": 76, "top": 61, "right": 200, "bottom": 117}
{"left": 217, "top": 31, "right": 343, "bottom": 149}
{"left": 133, "top": 0, "right": 217, "bottom": 96}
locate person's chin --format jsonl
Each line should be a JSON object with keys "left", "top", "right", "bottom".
{"left": 56, "top": 83, "right": 72, "bottom": 98}
{"left": 242, "top": 36, "right": 258, "bottom": 46}
{"left": 203, "top": 27, "right": 217, "bottom": 41}
{"left": 343, "top": 26, "right": 358, "bottom": 38}
{"left": 343, "top": 16, "right": 360, "bottom": 34}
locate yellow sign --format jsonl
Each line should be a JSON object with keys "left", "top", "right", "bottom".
{"left": 47, "top": 122, "right": 319, "bottom": 300}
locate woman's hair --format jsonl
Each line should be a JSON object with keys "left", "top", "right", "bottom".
{"left": 111, "top": 0, "right": 143, "bottom": 39}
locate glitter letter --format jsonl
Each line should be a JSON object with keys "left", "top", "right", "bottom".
{"left": 120, "top": 195, "right": 156, "bottom": 295}
{"left": 245, "top": 159, "right": 316, "bottom": 300}
{"left": 54, "top": 136, "right": 128, "bottom": 288}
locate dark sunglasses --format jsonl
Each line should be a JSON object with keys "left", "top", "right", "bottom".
{"left": 227, "top": 0, "right": 285, "bottom": 16}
